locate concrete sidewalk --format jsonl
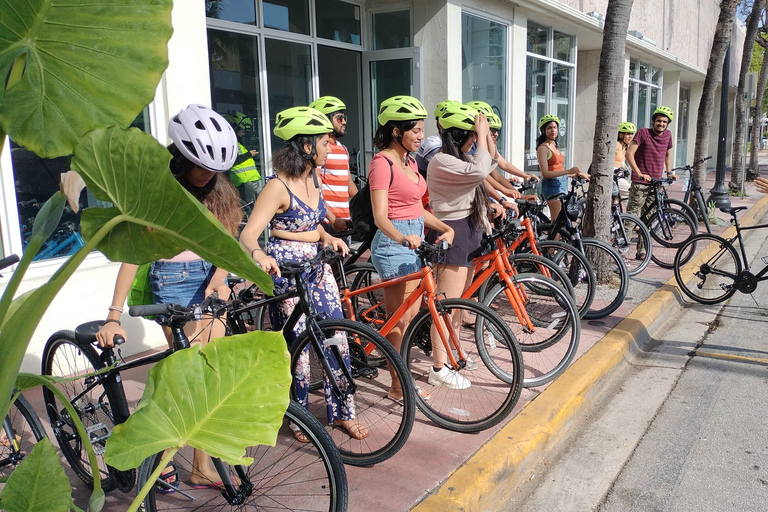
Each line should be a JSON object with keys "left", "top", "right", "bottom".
{"left": 17, "top": 163, "right": 768, "bottom": 511}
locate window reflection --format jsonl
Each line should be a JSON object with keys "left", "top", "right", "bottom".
{"left": 264, "top": 0, "right": 310, "bottom": 34}
{"left": 316, "top": 0, "right": 361, "bottom": 44}
{"left": 205, "top": 0, "right": 257, "bottom": 25}
{"left": 372, "top": 10, "right": 411, "bottom": 50}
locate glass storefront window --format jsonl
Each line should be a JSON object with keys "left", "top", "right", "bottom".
{"left": 372, "top": 10, "right": 411, "bottom": 50}
{"left": 552, "top": 64, "right": 572, "bottom": 151}
{"left": 525, "top": 57, "right": 548, "bottom": 156}
{"left": 316, "top": 0, "right": 361, "bottom": 44}
{"left": 627, "top": 59, "right": 663, "bottom": 128}
{"left": 527, "top": 24, "right": 547, "bottom": 56}
{"left": 553, "top": 31, "right": 574, "bottom": 62}
{"left": 462, "top": 12, "right": 507, "bottom": 153}
{"left": 265, "top": 39, "right": 312, "bottom": 150}
{"left": 205, "top": 0, "right": 257, "bottom": 25}
{"left": 264, "top": 0, "right": 310, "bottom": 34}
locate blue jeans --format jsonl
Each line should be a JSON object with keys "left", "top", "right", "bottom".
{"left": 540, "top": 176, "right": 567, "bottom": 200}
{"left": 149, "top": 259, "right": 216, "bottom": 307}
{"left": 370, "top": 217, "right": 424, "bottom": 280}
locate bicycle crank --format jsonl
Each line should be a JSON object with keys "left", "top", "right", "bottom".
{"left": 735, "top": 271, "right": 758, "bottom": 294}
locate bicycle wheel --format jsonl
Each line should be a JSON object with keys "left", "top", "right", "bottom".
{"left": 611, "top": 213, "right": 652, "bottom": 276}
{"left": 673, "top": 234, "right": 741, "bottom": 305}
{"left": 580, "top": 238, "right": 629, "bottom": 319}
{"left": 290, "top": 318, "right": 415, "bottom": 466}
{"left": 136, "top": 401, "right": 348, "bottom": 512}
{"left": 41, "top": 331, "right": 118, "bottom": 491}
{"left": 665, "top": 198, "right": 701, "bottom": 233}
{"left": 1, "top": 393, "right": 46, "bottom": 481}
{"left": 648, "top": 207, "right": 696, "bottom": 268}
{"left": 690, "top": 192, "right": 712, "bottom": 234}
{"left": 478, "top": 253, "right": 576, "bottom": 305}
{"left": 401, "top": 298, "right": 523, "bottom": 433}
{"left": 536, "top": 240, "right": 596, "bottom": 317}
{"left": 348, "top": 263, "right": 387, "bottom": 328}
{"left": 481, "top": 273, "right": 580, "bottom": 388}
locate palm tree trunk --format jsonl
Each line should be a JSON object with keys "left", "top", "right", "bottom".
{"left": 730, "top": 0, "right": 763, "bottom": 191}
{"left": 692, "top": 0, "right": 740, "bottom": 186}
{"left": 582, "top": 0, "right": 634, "bottom": 242}
{"left": 749, "top": 39, "right": 768, "bottom": 180}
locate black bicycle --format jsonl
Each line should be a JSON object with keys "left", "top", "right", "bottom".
{"left": 611, "top": 168, "right": 653, "bottom": 276}
{"left": 226, "top": 245, "right": 416, "bottom": 467}
{"left": 672, "top": 156, "right": 714, "bottom": 234}
{"left": 674, "top": 206, "right": 768, "bottom": 304}
{"left": 41, "top": 298, "right": 348, "bottom": 511}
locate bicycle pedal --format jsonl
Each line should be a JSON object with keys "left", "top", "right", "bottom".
{"left": 86, "top": 423, "right": 111, "bottom": 455}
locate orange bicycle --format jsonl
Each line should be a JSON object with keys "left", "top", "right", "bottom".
{"left": 338, "top": 241, "right": 523, "bottom": 433}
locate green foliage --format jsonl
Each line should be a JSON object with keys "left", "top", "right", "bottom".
{"left": 106, "top": 332, "right": 291, "bottom": 470}
{"left": 0, "top": 438, "right": 84, "bottom": 512}
{"left": 0, "top": 0, "right": 173, "bottom": 158}
{"left": 707, "top": 200, "right": 719, "bottom": 223}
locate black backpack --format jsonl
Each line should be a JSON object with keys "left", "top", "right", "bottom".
{"left": 349, "top": 156, "right": 395, "bottom": 243}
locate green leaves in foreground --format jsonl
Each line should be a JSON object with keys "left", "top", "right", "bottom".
{"left": 73, "top": 126, "right": 272, "bottom": 293}
{"left": 0, "top": 0, "right": 173, "bottom": 158}
{"left": 105, "top": 331, "right": 291, "bottom": 470}
{"left": 0, "top": 438, "right": 82, "bottom": 512}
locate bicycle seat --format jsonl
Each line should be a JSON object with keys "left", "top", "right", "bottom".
{"left": 75, "top": 320, "right": 124, "bottom": 346}
{"left": 719, "top": 206, "right": 748, "bottom": 215}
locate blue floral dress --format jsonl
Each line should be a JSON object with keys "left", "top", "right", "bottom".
{"left": 266, "top": 176, "right": 355, "bottom": 424}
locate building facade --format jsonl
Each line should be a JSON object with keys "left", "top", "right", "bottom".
{"left": 0, "top": 0, "right": 746, "bottom": 369}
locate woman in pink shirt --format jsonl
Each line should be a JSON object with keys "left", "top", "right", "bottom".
{"left": 369, "top": 95, "right": 453, "bottom": 402}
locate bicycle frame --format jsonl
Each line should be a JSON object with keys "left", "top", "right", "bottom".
{"left": 724, "top": 217, "right": 768, "bottom": 281}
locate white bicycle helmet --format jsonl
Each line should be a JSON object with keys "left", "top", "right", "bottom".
{"left": 168, "top": 104, "right": 238, "bottom": 172}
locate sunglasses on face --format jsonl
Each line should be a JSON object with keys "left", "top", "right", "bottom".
{"left": 333, "top": 113, "right": 348, "bottom": 122}
{"left": 490, "top": 128, "right": 500, "bottom": 137}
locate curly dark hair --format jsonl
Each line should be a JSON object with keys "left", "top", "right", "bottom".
{"left": 272, "top": 135, "right": 316, "bottom": 179}
{"left": 168, "top": 143, "right": 242, "bottom": 235}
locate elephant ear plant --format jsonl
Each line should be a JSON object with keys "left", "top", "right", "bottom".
{"left": 0, "top": 1, "right": 289, "bottom": 511}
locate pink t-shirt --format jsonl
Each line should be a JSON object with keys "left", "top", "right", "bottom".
{"left": 369, "top": 153, "right": 427, "bottom": 220}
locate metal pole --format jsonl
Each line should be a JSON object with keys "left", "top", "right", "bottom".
{"left": 708, "top": 43, "right": 732, "bottom": 208}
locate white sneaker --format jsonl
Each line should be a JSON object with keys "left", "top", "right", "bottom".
{"left": 451, "top": 351, "right": 478, "bottom": 371}
{"left": 428, "top": 366, "right": 471, "bottom": 390}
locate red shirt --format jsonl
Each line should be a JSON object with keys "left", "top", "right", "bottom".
{"left": 369, "top": 153, "right": 427, "bottom": 220}
{"left": 318, "top": 139, "right": 351, "bottom": 219}
{"left": 631, "top": 127, "right": 672, "bottom": 183}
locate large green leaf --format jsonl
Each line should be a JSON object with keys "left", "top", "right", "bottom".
{"left": 0, "top": 0, "right": 173, "bottom": 158}
{"left": 73, "top": 126, "right": 273, "bottom": 292}
{"left": 104, "top": 331, "right": 291, "bottom": 470}
{"left": 0, "top": 438, "right": 83, "bottom": 512}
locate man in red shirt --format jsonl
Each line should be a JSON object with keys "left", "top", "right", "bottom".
{"left": 309, "top": 96, "right": 359, "bottom": 238}
{"left": 625, "top": 106, "right": 679, "bottom": 258}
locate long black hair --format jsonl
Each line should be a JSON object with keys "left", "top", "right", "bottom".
{"left": 168, "top": 143, "right": 242, "bottom": 235}
{"left": 536, "top": 122, "right": 559, "bottom": 150}
{"left": 439, "top": 128, "right": 487, "bottom": 232}
{"left": 273, "top": 135, "right": 317, "bottom": 179}
{"left": 373, "top": 120, "right": 419, "bottom": 151}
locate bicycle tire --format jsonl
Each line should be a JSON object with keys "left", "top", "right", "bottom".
{"left": 690, "top": 191, "right": 712, "bottom": 234}
{"left": 664, "top": 197, "right": 701, "bottom": 233}
{"left": 290, "top": 318, "right": 415, "bottom": 466}
{"left": 41, "top": 330, "right": 118, "bottom": 492}
{"left": 481, "top": 273, "right": 580, "bottom": 387}
{"left": 580, "top": 238, "right": 629, "bottom": 319}
{"left": 348, "top": 263, "right": 387, "bottom": 329}
{"left": 536, "top": 240, "right": 596, "bottom": 317}
{"left": 400, "top": 298, "right": 523, "bottom": 433}
{"left": 648, "top": 207, "right": 696, "bottom": 268}
{"left": 1, "top": 393, "right": 46, "bottom": 481}
{"left": 673, "top": 234, "right": 741, "bottom": 305}
{"left": 611, "top": 213, "right": 653, "bottom": 276}
{"left": 136, "top": 401, "right": 348, "bottom": 512}
{"left": 478, "top": 253, "right": 576, "bottom": 305}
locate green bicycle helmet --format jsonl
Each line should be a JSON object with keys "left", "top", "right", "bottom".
{"left": 273, "top": 106, "right": 334, "bottom": 141}
{"left": 434, "top": 99, "right": 462, "bottom": 119}
{"left": 309, "top": 96, "right": 346, "bottom": 116}
{"left": 439, "top": 104, "right": 478, "bottom": 131}
{"left": 539, "top": 114, "right": 560, "bottom": 130}
{"left": 224, "top": 112, "right": 252, "bottom": 131}
{"left": 652, "top": 106, "right": 674, "bottom": 122}
{"left": 488, "top": 113, "right": 502, "bottom": 130}
{"left": 618, "top": 121, "right": 637, "bottom": 133}
{"left": 377, "top": 96, "right": 428, "bottom": 125}
{"left": 465, "top": 101, "right": 494, "bottom": 117}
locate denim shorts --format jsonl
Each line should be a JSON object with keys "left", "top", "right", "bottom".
{"left": 540, "top": 176, "right": 567, "bottom": 200}
{"left": 370, "top": 217, "right": 424, "bottom": 280}
{"left": 149, "top": 259, "right": 216, "bottom": 307}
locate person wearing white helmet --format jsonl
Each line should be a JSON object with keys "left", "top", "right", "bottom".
{"left": 95, "top": 104, "right": 243, "bottom": 488}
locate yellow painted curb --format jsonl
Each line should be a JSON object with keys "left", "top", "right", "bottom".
{"left": 411, "top": 193, "right": 768, "bottom": 512}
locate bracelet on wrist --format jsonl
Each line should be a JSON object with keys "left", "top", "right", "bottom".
{"left": 251, "top": 248, "right": 264, "bottom": 258}
{"left": 108, "top": 305, "right": 123, "bottom": 313}
{"left": 104, "top": 318, "right": 121, "bottom": 326}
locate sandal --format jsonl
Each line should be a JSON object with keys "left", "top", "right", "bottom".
{"left": 157, "top": 461, "right": 179, "bottom": 494}
{"left": 292, "top": 429, "right": 309, "bottom": 443}
{"left": 333, "top": 419, "right": 369, "bottom": 440}
{"left": 635, "top": 251, "right": 646, "bottom": 260}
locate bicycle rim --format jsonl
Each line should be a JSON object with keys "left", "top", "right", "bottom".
{"left": 581, "top": 238, "right": 629, "bottom": 319}
{"left": 1, "top": 393, "right": 46, "bottom": 482}
{"left": 536, "top": 240, "right": 596, "bottom": 317}
{"left": 401, "top": 298, "right": 523, "bottom": 433}
{"left": 673, "top": 234, "right": 741, "bottom": 305}
{"left": 137, "top": 402, "right": 348, "bottom": 511}
{"left": 41, "top": 331, "right": 117, "bottom": 491}
{"left": 507, "top": 253, "right": 577, "bottom": 303}
{"left": 649, "top": 207, "right": 696, "bottom": 268}
{"left": 481, "top": 274, "right": 580, "bottom": 387}
{"left": 612, "top": 213, "right": 652, "bottom": 276}
{"left": 291, "top": 319, "right": 415, "bottom": 466}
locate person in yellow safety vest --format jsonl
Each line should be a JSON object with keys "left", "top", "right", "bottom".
{"left": 224, "top": 112, "right": 262, "bottom": 216}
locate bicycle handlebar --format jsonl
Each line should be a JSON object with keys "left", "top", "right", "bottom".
{"left": 0, "top": 254, "right": 20, "bottom": 272}
{"left": 671, "top": 156, "right": 712, "bottom": 173}
{"left": 279, "top": 245, "right": 344, "bottom": 277}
